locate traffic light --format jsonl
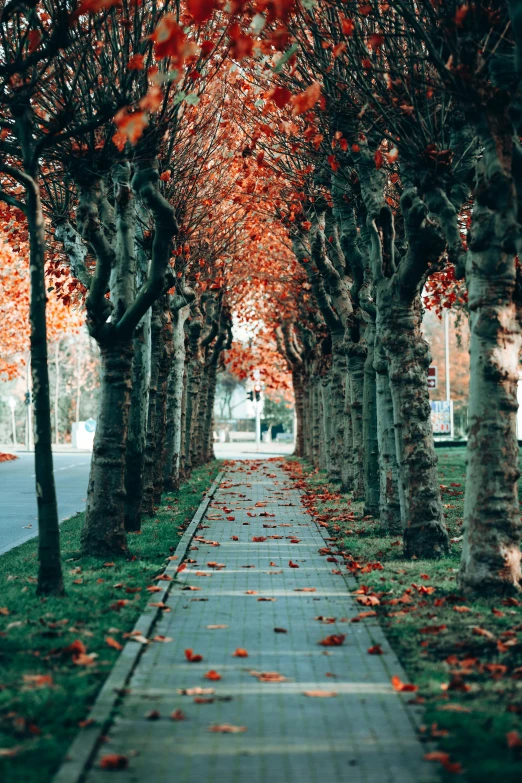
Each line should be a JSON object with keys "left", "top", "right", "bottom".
{"left": 24, "top": 392, "right": 31, "bottom": 405}
{"left": 247, "top": 391, "right": 254, "bottom": 401}
{"left": 254, "top": 385, "right": 261, "bottom": 402}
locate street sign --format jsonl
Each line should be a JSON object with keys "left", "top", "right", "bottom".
{"left": 430, "top": 401, "right": 453, "bottom": 435}
{"left": 428, "top": 365, "right": 438, "bottom": 389}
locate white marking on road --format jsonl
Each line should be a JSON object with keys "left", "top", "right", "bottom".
{"left": 31, "top": 462, "right": 84, "bottom": 478}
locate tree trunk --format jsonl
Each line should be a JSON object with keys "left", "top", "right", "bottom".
{"left": 54, "top": 340, "right": 60, "bottom": 445}
{"left": 179, "top": 366, "right": 188, "bottom": 481}
{"left": 374, "top": 337, "right": 401, "bottom": 533}
{"left": 124, "top": 309, "right": 151, "bottom": 531}
{"left": 141, "top": 299, "right": 163, "bottom": 517}
{"left": 319, "top": 376, "right": 329, "bottom": 472}
{"left": 347, "top": 345, "right": 366, "bottom": 499}
{"left": 341, "top": 369, "right": 353, "bottom": 493}
{"left": 311, "top": 376, "right": 321, "bottom": 467}
{"left": 292, "top": 370, "right": 305, "bottom": 458}
{"left": 81, "top": 341, "right": 133, "bottom": 555}
{"left": 164, "top": 304, "right": 190, "bottom": 491}
{"left": 153, "top": 298, "right": 173, "bottom": 505}
{"left": 363, "top": 319, "right": 380, "bottom": 516}
{"left": 459, "top": 197, "right": 522, "bottom": 594}
{"left": 381, "top": 288, "right": 449, "bottom": 558}
{"left": 26, "top": 182, "right": 64, "bottom": 595}
{"left": 327, "top": 333, "right": 346, "bottom": 483}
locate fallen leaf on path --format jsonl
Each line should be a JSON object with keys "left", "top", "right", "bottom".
{"left": 245, "top": 590, "right": 257, "bottom": 595}
{"left": 100, "top": 754, "right": 129, "bottom": 770}
{"left": 356, "top": 595, "right": 380, "bottom": 606}
{"left": 315, "top": 616, "right": 336, "bottom": 624}
{"left": 258, "top": 597, "right": 276, "bottom": 602}
{"left": 288, "top": 560, "right": 299, "bottom": 568}
{"left": 145, "top": 710, "right": 161, "bottom": 720}
{"left": 170, "top": 710, "right": 186, "bottom": 720}
{"left": 207, "top": 624, "right": 228, "bottom": 629}
{"left": 250, "top": 671, "right": 287, "bottom": 682}
{"left": 274, "top": 628, "right": 287, "bottom": 633}
{"left": 319, "top": 635, "right": 345, "bottom": 647}
{"left": 129, "top": 634, "right": 149, "bottom": 645}
{"left": 437, "top": 704, "right": 471, "bottom": 713}
{"left": 177, "top": 563, "right": 187, "bottom": 573}
{"left": 295, "top": 587, "right": 316, "bottom": 592}
{"left": 303, "top": 690, "right": 337, "bottom": 698}
{"left": 391, "top": 676, "right": 418, "bottom": 692}
{"left": 177, "top": 687, "right": 214, "bottom": 695}
{"left": 152, "top": 635, "right": 173, "bottom": 643}
{"left": 233, "top": 648, "right": 248, "bottom": 657}
{"left": 252, "top": 537, "right": 267, "bottom": 542}
{"left": 204, "top": 670, "right": 222, "bottom": 681}
{"left": 367, "top": 645, "right": 384, "bottom": 655}
{"left": 185, "top": 649, "right": 203, "bottom": 662}
{"left": 209, "top": 724, "right": 246, "bottom": 733}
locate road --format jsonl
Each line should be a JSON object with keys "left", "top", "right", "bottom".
{"left": 0, "top": 453, "right": 91, "bottom": 556}
{"left": 0, "top": 444, "right": 295, "bottom": 557}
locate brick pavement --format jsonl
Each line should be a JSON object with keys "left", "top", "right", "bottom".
{"left": 83, "top": 459, "right": 437, "bottom": 783}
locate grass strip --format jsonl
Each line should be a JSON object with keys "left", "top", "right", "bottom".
{"left": 293, "top": 448, "right": 522, "bottom": 782}
{"left": 0, "top": 461, "right": 219, "bottom": 783}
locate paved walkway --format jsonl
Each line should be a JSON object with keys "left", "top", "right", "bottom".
{"left": 84, "top": 460, "right": 436, "bottom": 783}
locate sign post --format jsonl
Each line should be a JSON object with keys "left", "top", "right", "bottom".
{"left": 428, "top": 365, "right": 438, "bottom": 389}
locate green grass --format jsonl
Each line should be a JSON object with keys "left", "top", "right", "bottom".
{"left": 0, "top": 462, "right": 219, "bottom": 783}
{"left": 297, "top": 448, "right": 522, "bottom": 782}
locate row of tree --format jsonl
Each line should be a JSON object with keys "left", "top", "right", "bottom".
{"left": 254, "top": 0, "right": 521, "bottom": 596}
{"left": 1, "top": 1, "right": 521, "bottom": 599}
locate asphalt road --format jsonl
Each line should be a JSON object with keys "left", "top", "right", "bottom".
{"left": 0, "top": 445, "right": 295, "bottom": 557}
{"left": 0, "top": 453, "right": 91, "bottom": 556}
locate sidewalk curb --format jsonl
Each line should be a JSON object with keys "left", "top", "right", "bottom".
{"left": 53, "top": 470, "right": 225, "bottom": 783}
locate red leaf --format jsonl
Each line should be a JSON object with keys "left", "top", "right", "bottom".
{"left": 105, "top": 636, "right": 123, "bottom": 651}
{"left": 291, "top": 82, "right": 322, "bottom": 117}
{"left": 268, "top": 86, "right": 293, "bottom": 108}
{"left": 391, "top": 675, "right": 418, "bottom": 692}
{"left": 318, "top": 634, "right": 345, "bottom": 647}
{"left": 185, "top": 649, "right": 203, "bottom": 662}
{"left": 187, "top": 0, "right": 215, "bottom": 24}
{"left": 100, "top": 754, "right": 129, "bottom": 770}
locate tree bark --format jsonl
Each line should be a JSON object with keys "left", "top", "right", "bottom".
{"left": 362, "top": 318, "right": 380, "bottom": 516}
{"left": 459, "top": 191, "right": 522, "bottom": 594}
{"left": 141, "top": 298, "right": 163, "bottom": 516}
{"left": 81, "top": 342, "right": 133, "bottom": 555}
{"left": 164, "top": 303, "right": 190, "bottom": 491}
{"left": 381, "top": 286, "right": 449, "bottom": 557}
{"left": 327, "top": 332, "right": 346, "bottom": 483}
{"left": 153, "top": 297, "right": 174, "bottom": 505}
{"left": 27, "top": 180, "right": 64, "bottom": 594}
{"left": 124, "top": 309, "right": 151, "bottom": 531}
{"left": 374, "top": 337, "right": 401, "bottom": 533}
